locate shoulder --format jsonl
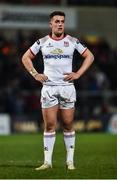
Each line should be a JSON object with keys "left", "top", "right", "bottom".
{"left": 36, "top": 35, "right": 49, "bottom": 45}
{"left": 66, "top": 34, "right": 78, "bottom": 44}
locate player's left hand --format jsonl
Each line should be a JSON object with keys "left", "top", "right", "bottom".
{"left": 64, "top": 72, "right": 80, "bottom": 81}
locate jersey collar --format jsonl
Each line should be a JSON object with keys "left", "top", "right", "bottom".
{"left": 49, "top": 33, "right": 67, "bottom": 41}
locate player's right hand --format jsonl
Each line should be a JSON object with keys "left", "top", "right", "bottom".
{"left": 34, "top": 74, "right": 48, "bottom": 83}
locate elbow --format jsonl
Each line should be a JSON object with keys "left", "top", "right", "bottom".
{"left": 22, "top": 54, "right": 26, "bottom": 65}
{"left": 91, "top": 53, "right": 94, "bottom": 63}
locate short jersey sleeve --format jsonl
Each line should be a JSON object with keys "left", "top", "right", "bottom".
{"left": 30, "top": 39, "right": 41, "bottom": 56}
{"left": 75, "top": 39, "right": 87, "bottom": 55}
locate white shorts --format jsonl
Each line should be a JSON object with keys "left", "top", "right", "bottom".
{"left": 41, "top": 85, "right": 76, "bottom": 109}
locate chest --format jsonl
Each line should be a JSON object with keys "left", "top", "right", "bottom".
{"left": 41, "top": 40, "right": 75, "bottom": 56}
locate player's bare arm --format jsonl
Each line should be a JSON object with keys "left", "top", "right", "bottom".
{"left": 64, "top": 49, "right": 94, "bottom": 81}
{"left": 22, "top": 49, "right": 48, "bottom": 83}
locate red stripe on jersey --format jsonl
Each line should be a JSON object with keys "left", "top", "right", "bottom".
{"left": 29, "top": 48, "right": 35, "bottom": 56}
{"left": 81, "top": 48, "right": 87, "bottom": 55}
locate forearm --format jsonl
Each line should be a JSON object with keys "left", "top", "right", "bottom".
{"left": 76, "top": 54, "right": 94, "bottom": 78}
{"left": 22, "top": 52, "right": 48, "bottom": 83}
{"left": 22, "top": 54, "right": 38, "bottom": 77}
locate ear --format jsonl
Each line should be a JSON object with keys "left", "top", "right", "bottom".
{"left": 49, "top": 22, "right": 52, "bottom": 28}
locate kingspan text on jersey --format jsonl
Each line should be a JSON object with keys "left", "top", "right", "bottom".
{"left": 45, "top": 54, "right": 70, "bottom": 59}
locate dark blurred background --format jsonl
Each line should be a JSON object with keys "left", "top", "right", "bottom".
{"left": 0, "top": 0, "right": 117, "bottom": 134}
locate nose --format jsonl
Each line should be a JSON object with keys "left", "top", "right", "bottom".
{"left": 58, "top": 22, "right": 62, "bottom": 26}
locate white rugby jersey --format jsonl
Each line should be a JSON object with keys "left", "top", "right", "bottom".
{"left": 30, "top": 34, "right": 87, "bottom": 85}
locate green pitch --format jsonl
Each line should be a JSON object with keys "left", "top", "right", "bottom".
{"left": 0, "top": 133, "right": 117, "bottom": 179}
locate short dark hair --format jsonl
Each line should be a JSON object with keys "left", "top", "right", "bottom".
{"left": 49, "top": 11, "right": 65, "bottom": 19}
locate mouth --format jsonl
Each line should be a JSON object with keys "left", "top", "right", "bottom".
{"left": 58, "top": 28, "right": 62, "bottom": 31}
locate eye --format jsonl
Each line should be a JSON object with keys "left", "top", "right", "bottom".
{"left": 55, "top": 20, "right": 60, "bottom": 23}
{"left": 61, "top": 20, "right": 65, "bottom": 23}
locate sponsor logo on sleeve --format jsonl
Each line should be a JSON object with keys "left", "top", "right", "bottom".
{"left": 36, "top": 39, "right": 40, "bottom": 45}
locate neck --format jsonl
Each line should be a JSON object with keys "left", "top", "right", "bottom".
{"left": 51, "top": 33, "right": 65, "bottom": 40}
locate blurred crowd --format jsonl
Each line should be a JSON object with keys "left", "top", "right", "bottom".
{"left": 0, "top": 0, "right": 117, "bottom": 6}
{"left": 0, "top": 30, "right": 117, "bottom": 119}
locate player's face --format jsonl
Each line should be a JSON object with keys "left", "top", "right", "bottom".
{"left": 50, "top": 15, "right": 65, "bottom": 37}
